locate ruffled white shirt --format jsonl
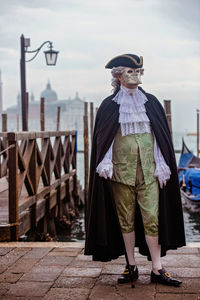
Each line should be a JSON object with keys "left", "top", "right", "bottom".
{"left": 96, "top": 85, "right": 171, "bottom": 188}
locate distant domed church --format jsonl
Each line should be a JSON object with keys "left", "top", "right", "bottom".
{"left": 40, "top": 81, "right": 58, "bottom": 102}
{"left": 6, "top": 81, "right": 85, "bottom": 132}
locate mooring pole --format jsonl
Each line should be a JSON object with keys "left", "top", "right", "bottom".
{"left": 2, "top": 113, "right": 7, "bottom": 148}
{"left": 40, "top": 98, "right": 45, "bottom": 131}
{"left": 90, "top": 102, "right": 94, "bottom": 145}
{"left": 197, "top": 109, "right": 199, "bottom": 157}
{"left": 84, "top": 102, "right": 89, "bottom": 204}
{"left": 164, "top": 100, "right": 172, "bottom": 138}
{"left": 56, "top": 106, "right": 61, "bottom": 131}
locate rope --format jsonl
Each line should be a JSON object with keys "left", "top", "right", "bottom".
{"left": 0, "top": 144, "right": 15, "bottom": 156}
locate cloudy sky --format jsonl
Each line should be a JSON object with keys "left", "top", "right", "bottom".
{"left": 0, "top": 0, "right": 199, "bottom": 132}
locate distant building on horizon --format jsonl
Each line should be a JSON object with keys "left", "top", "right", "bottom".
{"left": 6, "top": 81, "right": 85, "bottom": 133}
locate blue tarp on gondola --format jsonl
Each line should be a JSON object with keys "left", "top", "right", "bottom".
{"left": 179, "top": 168, "right": 200, "bottom": 196}
{"left": 178, "top": 152, "right": 193, "bottom": 168}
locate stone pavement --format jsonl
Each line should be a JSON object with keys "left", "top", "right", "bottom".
{"left": 0, "top": 242, "right": 200, "bottom": 300}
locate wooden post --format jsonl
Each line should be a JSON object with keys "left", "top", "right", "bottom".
{"left": 56, "top": 106, "right": 61, "bottom": 131}
{"left": 2, "top": 113, "right": 7, "bottom": 148}
{"left": 16, "top": 114, "right": 19, "bottom": 131}
{"left": 56, "top": 136, "right": 62, "bottom": 218}
{"left": 40, "top": 98, "right": 45, "bottom": 131}
{"left": 164, "top": 100, "right": 172, "bottom": 138}
{"left": 29, "top": 138, "right": 37, "bottom": 228}
{"left": 84, "top": 102, "right": 89, "bottom": 205}
{"left": 90, "top": 102, "right": 94, "bottom": 145}
{"left": 2, "top": 113, "right": 7, "bottom": 132}
{"left": 197, "top": 109, "right": 199, "bottom": 157}
{"left": 8, "top": 132, "right": 19, "bottom": 240}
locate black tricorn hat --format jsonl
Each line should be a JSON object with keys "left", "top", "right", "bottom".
{"left": 105, "top": 54, "right": 143, "bottom": 69}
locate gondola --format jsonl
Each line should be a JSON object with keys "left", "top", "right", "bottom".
{"left": 178, "top": 139, "right": 200, "bottom": 203}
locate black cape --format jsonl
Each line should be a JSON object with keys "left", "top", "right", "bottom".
{"left": 84, "top": 87, "right": 186, "bottom": 262}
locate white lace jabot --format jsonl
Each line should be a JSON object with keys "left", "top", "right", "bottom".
{"left": 112, "top": 85, "right": 151, "bottom": 136}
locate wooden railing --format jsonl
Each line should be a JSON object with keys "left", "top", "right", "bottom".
{"left": 0, "top": 131, "right": 83, "bottom": 241}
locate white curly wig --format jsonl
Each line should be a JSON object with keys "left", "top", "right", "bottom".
{"left": 111, "top": 66, "right": 126, "bottom": 92}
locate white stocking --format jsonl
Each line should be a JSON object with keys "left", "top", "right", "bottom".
{"left": 122, "top": 231, "right": 136, "bottom": 266}
{"left": 145, "top": 235, "right": 162, "bottom": 274}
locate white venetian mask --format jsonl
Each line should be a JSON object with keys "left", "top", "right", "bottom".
{"left": 121, "top": 67, "right": 143, "bottom": 85}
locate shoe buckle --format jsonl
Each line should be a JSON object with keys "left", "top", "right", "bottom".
{"left": 164, "top": 272, "right": 171, "bottom": 278}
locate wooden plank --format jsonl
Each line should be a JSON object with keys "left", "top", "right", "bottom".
{"left": 19, "top": 209, "right": 31, "bottom": 236}
{"left": 0, "top": 177, "right": 8, "bottom": 193}
{"left": 36, "top": 198, "right": 46, "bottom": 222}
{"left": 18, "top": 195, "right": 36, "bottom": 214}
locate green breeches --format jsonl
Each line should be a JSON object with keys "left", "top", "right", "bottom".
{"left": 111, "top": 154, "right": 159, "bottom": 236}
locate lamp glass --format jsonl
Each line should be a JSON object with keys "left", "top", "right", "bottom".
{"left": 44, "top": 50, "right": 59, "bottom": 66}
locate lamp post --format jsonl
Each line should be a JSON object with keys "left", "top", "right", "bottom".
{"left": 20, "top": 34, "right": 59, "bottom": 131}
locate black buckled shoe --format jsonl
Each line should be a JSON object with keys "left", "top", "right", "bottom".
{"left": 118, "top": 265, "right": 138, "bottom": 284}
{"left": 151, "top": 268, "right": 182, "bottom": 287}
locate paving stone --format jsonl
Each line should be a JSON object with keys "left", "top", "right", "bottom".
{"left": 161, "top": 254, "right": 200, "bottom": 267}
{"left": 0, "top": 271, "right": 23, "bottom": 283}
{"left": 155, "top": 294, "right": 200, "bottom": 300}
{"left": 52, "top": 247, "right": 82, "bottom": 252}
{"left": 0, "top": 248, "right": 30, "bottom": 267}
{"left": 96, "top": 275, "right": 120, "bottom": 286}
{"left": 43, "top": 287, "right": 90, "bottom": 300}
{"left": 0, "top": 282, "right": 11, "bottom": 296}
{"left": 102, "top": 264, "right": 125, "bottom": 275}
{"left": 0, "top": 297, "right": 42, "bottom": 300}
{"left": 89, "top": 285, "right": 126, "bottom": 300}
{"left": 106, "top": 253, "right": 147, "bottom": 265}
{"left": 62, "top": 267, "right": 102, "bottom": 277}
{"left": 96, "top": 274, "right": 151, "bottom": 286}
{"left": 0, "top": 241, "right": 82, "bottom": 248}
{"left": 47, "top": 250, "right": 80, "bottom": 257}
{"left": 53, "top": 276, "right": 95, "bottom": 288}
{"left": 167, "top": 247, "right": 199, "bottom": 254}
{"left": 20, "top": 265, "right": 64, "bottom": 282}
{"left": 102, "top": 264, "right": 151, "bottom": 275}
{"left": 23, "top": 247, "right": 52, "bottom": 259}
{"left": 38, "top": 256, "right": 73, "bottom": 266}
{"left": 71, "top": 259, "right": 104, "bottom": 268}
{"left": 117, "top": 280, "right": 156, "bottom": 299}
{"left": 76, "top": 254, "right": 94, "bottom": 261}
{"left": 165, "top": 267, "right": 200, "bottom": 278}
{"left": 8, "top": 258, "right": 39, "bottom": 273}
{"left": 6, "top": 281, "right": 53, "bottom": 297}
{"left": 156, "top": 278, "right": 200, "bottom": 294}
{"left": 0, "top": 265, "right": 8, "bottom": 274}
{"left": 0, "top": 248, "right": 13, "bottom": 256}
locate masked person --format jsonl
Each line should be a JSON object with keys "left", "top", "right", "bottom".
{"left": 84, "top": 54, "right": 185, "bottom": 286}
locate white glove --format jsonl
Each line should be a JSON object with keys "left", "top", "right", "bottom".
{"left": 154, "top": 163, "right": 171, "bottom": 189}
{"left": 96, "top": 158, "right": 113, "bottom": 179}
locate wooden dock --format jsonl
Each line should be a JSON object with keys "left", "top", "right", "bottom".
{"left": 0, "top": 130, "right": 84, "bottom": 241}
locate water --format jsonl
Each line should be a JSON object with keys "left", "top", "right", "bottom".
{"left": 68, "top": 131, "right": 200, "bottom": 243}
{"left": 173, "top": 132, "right": 200, "bottom": 242}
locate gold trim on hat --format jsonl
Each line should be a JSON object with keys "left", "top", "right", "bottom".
{"left": 105, "top": 54, "right": 143, "bottom": 68}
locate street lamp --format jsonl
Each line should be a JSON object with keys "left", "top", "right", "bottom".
{"left": 20, "top": 34, "right": 59, "bottom": 131}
